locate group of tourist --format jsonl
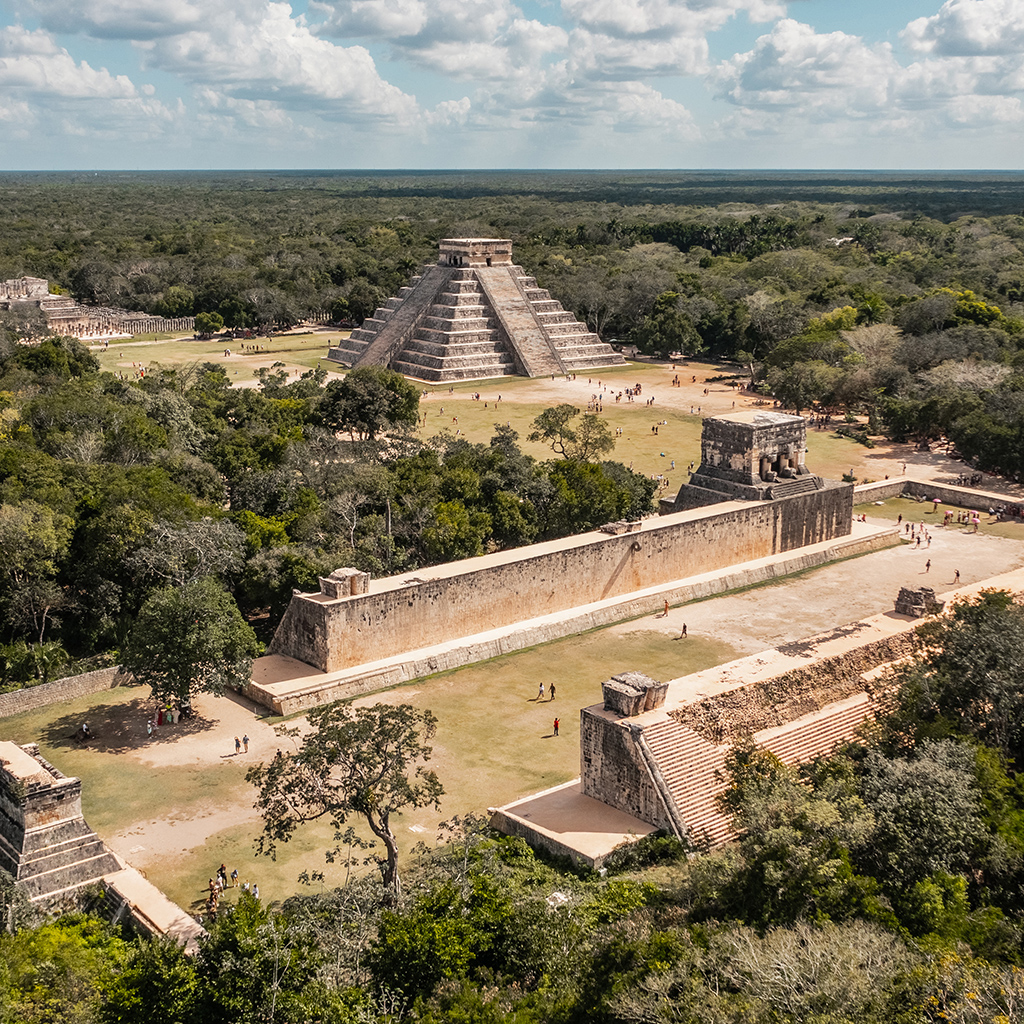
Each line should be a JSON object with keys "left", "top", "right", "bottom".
{"left": 204, "top": 862, "right": 259, "bottom": 919}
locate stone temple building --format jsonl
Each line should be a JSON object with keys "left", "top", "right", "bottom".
{"left": 0, "top": 740, "right": 120, "bottom": 901}
{"left": 662, "top": 409, "right": 828, "bottom": 512}
{"left": 328, "top": 238, "right": 626, "bottom": 381}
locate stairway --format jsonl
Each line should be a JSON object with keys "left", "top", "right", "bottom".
{"left": 640, "top": 718, "right": 735, "bottom": 847}
{"left": 516, "top": 275, "right": 627, "bottom": 372}
{"left": 475, "top": 267, "right": 565, "bottom": 377}
{"left": 768, "top": 476, "right": 822, "bottom": 499}
{"left": 755, "top": 692, "right": 874, "bottom": 765}
{"left": 351, "top": 265, "right": 456, "bottom": 370}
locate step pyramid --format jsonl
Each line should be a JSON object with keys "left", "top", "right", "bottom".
{"left": 327, "top": 238, "right": 626, "bottom": 382}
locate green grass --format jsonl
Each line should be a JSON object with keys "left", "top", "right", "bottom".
{"left": 0, "top": 616, "right": 737, "bottom": 909}
{"left": 855, "top": 496, "right": 1024, "bottom": 541}
{"left": 94, "top": 332, "right": 348, "bottom": 382}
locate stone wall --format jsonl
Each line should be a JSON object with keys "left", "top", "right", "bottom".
{"left": 580, "top": 714, "right": 666, "bottom": 828}
{"left": 854, "top": 477, "right": 1018, "bottom": 508}
{"left": 269, "top": 482, "right": 854, "bottom": 673}
{"left": 670, "top": 632, "right": 919, "bottom": 744}
{"left": 0, "top": 667, "right": 129, "bottom": 720}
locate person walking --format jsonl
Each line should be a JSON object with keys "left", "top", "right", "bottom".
{"left": 242, "top": 734, "right": 249, "bottom": 753}
{"left": 954, "top": 569, "right": 961, "bottom": 584}
{"left": 553, "top": 718, "right": 559, "bottom": 736}
{"left": 234, "top": 736, "right": 241, "bottom": 755}
{"left": 925, "top": 559, "right": 931, "bottom": 573}
{"left": 537, "top": 682, "right": 545, "bottom": 701}
{"left": 549, "top": 683, "right": 555, "bottom": 701}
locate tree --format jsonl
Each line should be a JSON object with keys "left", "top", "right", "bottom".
{"left": 247, "top": 703, "right": 444, "bottom": 895}
{"left": 194, "top": 311, "right": 224, "bottom": 336}
{"left": 528, "top": 404, "right": 615, "bottom": 461}
{"left": 319, "top": 366, "right": 420, "bottom": 441}
{"left": 120, "top": 576, "right": 260, "bottom": 713}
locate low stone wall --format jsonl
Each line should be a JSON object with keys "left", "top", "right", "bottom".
{"left": 0, "top": 667, "right": 129, "bottom": 719}
{"left": 670, "top": 632, "right": 919, "bottom": 743}
{"left": 855, "top": 477, "right": 1020, "bottom": 509}
{"left": 270, "top": 482, "right": 854, "bottom": 674}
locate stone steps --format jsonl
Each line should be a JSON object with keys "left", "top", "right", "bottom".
{"left": 353, "top": 265, "right": 456, "bottom": 370}
{"left": 641, "top": 719, "right": 735, "bottom": 846}
{"left": 755, "top": 693, "right": 873, "bottom": 765}
{"left": 769, "top": 476, "right": 822, "bottom": 499}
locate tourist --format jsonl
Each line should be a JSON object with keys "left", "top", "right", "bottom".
{"left": 925, "top": 559, "right": 931, "bottom": 573}
{"left": 234, "top": 736, "right": 241, "bottom": 755}
{"left": 252, "top": 884, "right": 260, "bottom": 900}
{"left": 231, "top": 868, "right": 239, "bottom": 887}
{"left": 242, "top": 734, "right": 249, "bottom": 753}
{"left": 553, "top": 718, "right": 560, "bottom": 736}
{"left": 681, "top": 624, "right": 687, "bottom": 638}
{"left": 954, "top": 569, "right": 961, "bottom": 584}
{"left": 537, "top": 682, "right": 545, "bottom": 701}
{"left": 550, "top": 683, "right": 556, "bottom": 701}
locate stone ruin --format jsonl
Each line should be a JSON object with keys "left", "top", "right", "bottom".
{"left": 601, "top": 672, "right": 669, "bottom": 717}
{"left": 0, "top": 740, "right": 120, "bottom": 901}
{"left": 665, "top": 410, "right": 828, "bottom": 511}
{"left": 317, "top": 567, "right": 371, "bottom": 599}
{"left": 328, "top": 238, "right": 626, "bottom": 381}
{"left": 894, "top": 586, "right": 944, "bottom": 618}
{"left": 1, "top": 275, "right": 195, "bottom": 339}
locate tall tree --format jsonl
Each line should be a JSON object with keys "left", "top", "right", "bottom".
{"left": 318, "top": 366, "right": 419, "bottom": 441}
{"left": 247, "top": 703, "right": 444, "bottom": 895}
{"left": 120, "top": 576, "right": 260, "bottom": 713}
{"left": 528, "top": 404, "right": 615, "bottom": 461}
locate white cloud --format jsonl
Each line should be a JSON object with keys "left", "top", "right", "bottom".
{"left": 138, "top": 2, "right": 419, "bottom": 124}
{"left": 712, "top": 16, "right": 1024, "bottom": 143}
{"left": 0, "top": 24, "right": 176, "bottom": 140}
{"left": 0, "top": 24, "right": 138, "bottom": 98}
{"left": 315, "top": 0, "right": 566, "bottom": 81}
{"left": 714, "top": 19, "right": 896, "bottom": 114}
{"left": 21, "top": 0, "right": 228, "bottom": 40}
{"left": 903, "top": 0, "right": 1024, "bottom": 57}
{"left": 561, "top": 0, "right": 785, "bottom": 39}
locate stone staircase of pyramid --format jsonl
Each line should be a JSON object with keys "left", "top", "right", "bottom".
{"left": 515, "top": 273, "right": 627, "bottom": 371}
{"left": 390, "top": 271, "right": 520, "bottom": 381}
{"left": 639, "top": 718, "right": 735, "bottom": 848}
{"left": 327, "top": 242, "right": 626, "bottom": 380}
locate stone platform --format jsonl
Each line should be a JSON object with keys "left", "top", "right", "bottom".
{"left": 491, "top": 564, "right": 1024, "bottom": 867}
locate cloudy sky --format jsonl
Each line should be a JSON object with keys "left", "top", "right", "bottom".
{"left": 1, "top": 0, "right": 1022, "bottom": 169}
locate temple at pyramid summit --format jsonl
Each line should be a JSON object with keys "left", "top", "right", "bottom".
{"left": 327, "top": 238, "right": 626, "bottom": 381}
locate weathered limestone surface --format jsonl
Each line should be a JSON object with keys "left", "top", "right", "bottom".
{"left": 328, "top": 238, "right": 625, "bottom": 381}
{"left": 268, "top": 484, "right": 854, "bottom": 674}
{"left": 894, "top": 587, "right": 944, "bottom": 618}
{"left": 665, "top": 411, "right": 824, "bottom": 510}
{"left": 0, "top": 742, "right": 120, "bottom": 901}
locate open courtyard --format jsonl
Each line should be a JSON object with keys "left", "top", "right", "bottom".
{"left": 4, "top": 341, "right": 1024, "bottom": 914}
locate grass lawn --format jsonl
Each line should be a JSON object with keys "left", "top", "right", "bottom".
{"left": 855, "top": 495, "right": 1024, "bottom": 542}
{"left": 0, "top": 617, "right": 737, "bottom": 910}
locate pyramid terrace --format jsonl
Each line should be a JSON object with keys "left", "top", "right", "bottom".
{"left": 328, "top": 238, "right": 626, "bottom": 381}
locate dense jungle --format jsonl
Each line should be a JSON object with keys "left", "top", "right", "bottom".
{"left": 2, "top": 171, "right": 1024, "bottom": 1023}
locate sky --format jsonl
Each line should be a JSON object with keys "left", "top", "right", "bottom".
{"left": 1, "top": 0, "right": 1023, "bottom": 170}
